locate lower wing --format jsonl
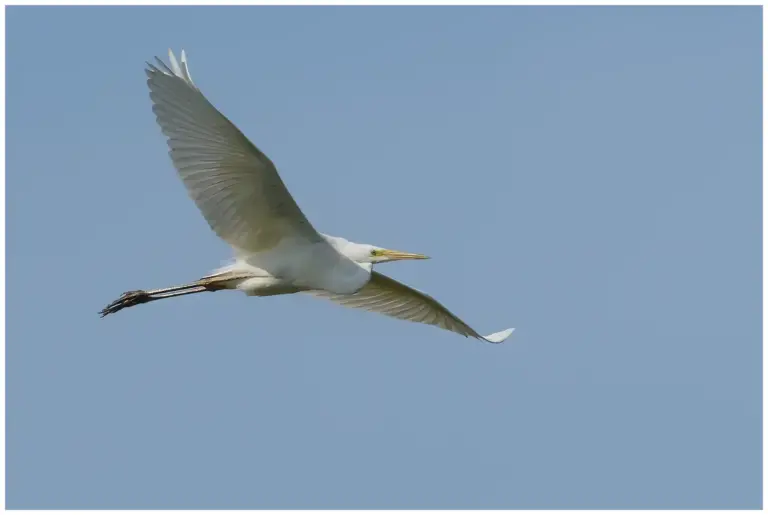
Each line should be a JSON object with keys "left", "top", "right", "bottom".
{"left": 309, "top": 271, "right": 514, "bottom": 343}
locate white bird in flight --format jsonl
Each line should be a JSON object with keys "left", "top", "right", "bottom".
{"left": 100, "top": 49, "right": 514, "bottom": 344}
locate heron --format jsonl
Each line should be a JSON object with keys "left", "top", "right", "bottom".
{"left": 99, "top": 50, "right": 514, "bottom": 344}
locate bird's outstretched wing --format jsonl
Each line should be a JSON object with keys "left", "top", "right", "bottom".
{"left": 146, "top": 49, "right": 320, "bottom": 253}
{"left": 310, "top": 271, "right": 514, "bottom": 343}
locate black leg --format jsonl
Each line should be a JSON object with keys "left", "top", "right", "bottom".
{"left": 99, "top": 284, "right": 207, "bottom": 317}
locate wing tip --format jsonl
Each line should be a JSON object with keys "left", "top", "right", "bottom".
{"left": 145, "top": 49, "right": 195, "bottom": 87}
{"left": 482, "top": 328, "right": 515, "bottom": 344}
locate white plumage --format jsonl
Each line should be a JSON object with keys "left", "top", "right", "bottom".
{"left": 148, "top": 51, "right": 368, "bottom": 295}
{"left": 100, "top": 49, "right": 514, "bottom": 344}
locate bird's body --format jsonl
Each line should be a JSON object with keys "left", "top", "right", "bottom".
{"left": 233, "top": 234, "right": 373, "bottom": 295}
{"left": 200, "top": 234, "right": 373, "bottom": 297}
{"left": 100, "top": 50, "right": 514, "bottom": 344}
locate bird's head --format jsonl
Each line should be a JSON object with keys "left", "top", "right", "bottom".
{"left": 357, "top": 244, "right": 430, "bottom": 264}
{"left": 322, "top": 235, "right": 429, "bottom": 264}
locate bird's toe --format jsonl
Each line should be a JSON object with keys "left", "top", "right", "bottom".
{"left": 99, "top": 290, "right": 150, "bottom": 317}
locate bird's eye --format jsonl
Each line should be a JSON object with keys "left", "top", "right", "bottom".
{"left": 370, "top": 249, "right": 378, "bottom": 257}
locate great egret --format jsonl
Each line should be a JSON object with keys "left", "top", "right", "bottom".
{"left": 100, "top": 50, "right": 514, "bottom": 344}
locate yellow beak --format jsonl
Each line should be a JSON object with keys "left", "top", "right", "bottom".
{"left": 378, "top": 249, "right": 430, "bottom": 261}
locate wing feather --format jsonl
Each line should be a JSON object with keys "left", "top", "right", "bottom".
{"left": 145, "top": 50, "right": 320, "bottom": 252}
{"left": 311, "top": 272, "right": 514, "bottom": 343}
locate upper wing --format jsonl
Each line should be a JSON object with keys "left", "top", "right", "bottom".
{"left": 146, "top": 49, "right": 320, "bottom": 253}
{"left": 310, "top": 271, "right": 514, "bottom": 343}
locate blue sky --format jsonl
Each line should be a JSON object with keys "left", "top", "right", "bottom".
{"left": 6, "top": 6, "right": 762, "bottom": 509}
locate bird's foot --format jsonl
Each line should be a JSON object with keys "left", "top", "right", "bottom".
{"left": 99, "top": 290, "right": 151, "bottom": 317}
